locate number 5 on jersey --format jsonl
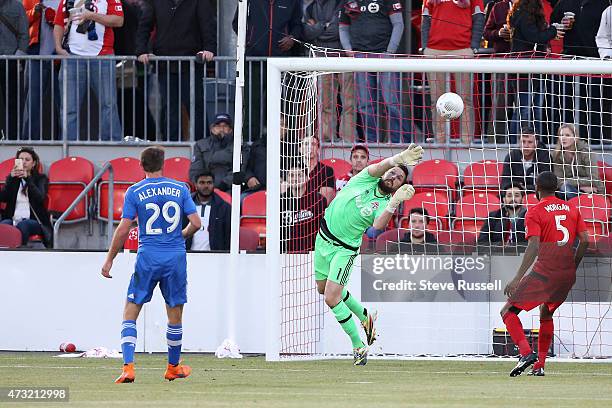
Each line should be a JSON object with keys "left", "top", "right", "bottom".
{"left": 555, "top": 215, "right": 569, "bottom": 246}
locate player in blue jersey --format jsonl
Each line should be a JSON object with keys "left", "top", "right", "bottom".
{"left": 101, "top": 146, "right": 201, "bottom": 383}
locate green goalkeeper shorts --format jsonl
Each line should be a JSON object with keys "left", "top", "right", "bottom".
{"left": 314, "top": 232, "right": 359, "bottom": 286}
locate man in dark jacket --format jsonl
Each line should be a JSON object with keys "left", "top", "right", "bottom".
{"left": 189, "top": 113, "right": 234, "bottom": 192}
{"left": 135, "top": 0, "right": 217, "bottom": 141}
{"left": 478, "top": 183, "right": 527, "bottom": 246}
{"left": 184, "top": 171, "right": 231, "bottom": 251}
{"left": 501, "top": 126, "right": 552, "bottom": 192}
{"left": 232, "top": 0, "right": 302, "bottom": 141}
{"left": 242, "top": 136, "right": 266, "bottom": 196}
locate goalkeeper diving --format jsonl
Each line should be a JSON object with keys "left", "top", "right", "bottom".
{"left": 314, "top": 143, "right": 423, "bottom": 365}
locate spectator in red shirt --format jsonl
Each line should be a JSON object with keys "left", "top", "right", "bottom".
{"left": 421, "top": 0, "right": 485, "bottom": 144}
{"left": 300, "top": 135, "right": 336, "bottom": 205}
{"left": 53, "top": 0, "right": 124, "bottom": 141}
{"left": 336, "top": 144, "right": 369, "bottom": 191}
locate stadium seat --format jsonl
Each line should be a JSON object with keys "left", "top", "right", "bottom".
{"left": 239, "top": 227, "right": 260, "bottom": 251}
{"left": 523, "top": 193, "right": 539, "bottom": 208}
{"left": 412, "top": 159, "right": 458, "bottom": 200}
{"left": 399, "top": 191, "right": 450, "bottom": 230}
{"left": 569, "top": 194, "right": 610, "bottom": 240}
{"left": 124, "top": 227, "right": 139, "bottom": 251}
{"left": 321, "top": 158, "right": 351, "bottom": 177}
{"left": 240, "top": 190, "right": 266, "bottom": 239}
{"left": 216, "top": 190, "right": 232, "bottom": 204}
{"left": 597, "top": 161, "right": 612, "bottom": 197}
{"left": 164, "top": 157, "right": 193, "bottom": 191}
{"left": 463, "top": 160, "right": 503, "bottom": 193}
{"left": 0, "top": 158, "right": 13, "bottom": 186}
{"left": 375, "top": 228, "right": 402, "bottom": 253}
{"left": 0, "top": 224, "right": 22, "bottom": 248}
{"left": 47, "top": 157, "right": 94, "bottom": 222}
{"left": 98, "top": 157, "right": 145, "bottom": 222}
{"left": 453, "top": 193, "right": 501, "bottom": 233}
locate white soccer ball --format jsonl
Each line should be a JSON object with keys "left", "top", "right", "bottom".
{"left": 436, "top": 92, "right": 464, "bottom": 120}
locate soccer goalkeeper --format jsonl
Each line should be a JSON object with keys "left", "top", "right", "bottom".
{"left": 314, "top": 143, "right": 423, "bottom": 365}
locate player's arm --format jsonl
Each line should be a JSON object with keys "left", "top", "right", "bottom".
{"left": 504, "top": 236, "right": 539, "bottom": 297}
{"left": 101, "top": 218, "right": 134, "bottom": 278}
{"left": 373, "top": 185, "right": 416, "bottom": 230}
{"left": 367, "top": 144, "right": 423, "bottom": 178}
{"left": 182, "top": 212, "right": 201, "bottom": 238}
{"left": 574, "top": 231, "right": 589, "bottom": 268}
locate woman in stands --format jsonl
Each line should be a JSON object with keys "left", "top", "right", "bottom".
{"left": 551, "top": 123, "right": 603, "bottom": 200}
{"left": 0, "top": 147, "right": 52, "bottom": 247}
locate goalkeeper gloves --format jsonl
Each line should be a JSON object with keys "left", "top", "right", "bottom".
{"left": 386, "top": 184, "right": 415, "bottom": 214}
{"left": 389, "top": 143, "right": 424, "bottom": 167}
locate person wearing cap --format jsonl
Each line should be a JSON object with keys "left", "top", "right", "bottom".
{"left": 189, "top": 113, "right": 234, "bottom": 192}
{"left": 336, "top": 144, "right": 369, "bottom": 191}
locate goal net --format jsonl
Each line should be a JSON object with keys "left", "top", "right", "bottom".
{"left": 265, "top": 52, "right": 612, "bottom": 361}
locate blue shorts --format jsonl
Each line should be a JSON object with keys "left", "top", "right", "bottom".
{"left": 127, "top": 250, "right": 187, "bottom": 307}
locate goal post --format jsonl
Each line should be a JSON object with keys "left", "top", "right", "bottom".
{"left": 265, "top": 56, "right": 612, "bottom": 361}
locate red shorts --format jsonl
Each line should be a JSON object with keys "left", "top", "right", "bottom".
{"left": 509, "top": 271, "right": 575, "bottom": 313}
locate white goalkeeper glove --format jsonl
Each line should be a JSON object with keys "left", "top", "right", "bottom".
{"left": 389, "top": 143, "right": 424, "bottom": 167}
{"left": 386, "top": 184, "right": 415, "bottom": 214}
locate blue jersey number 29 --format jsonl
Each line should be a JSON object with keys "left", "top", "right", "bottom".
{"left": 144, "top": 202, "right": 181, "bottom": 235}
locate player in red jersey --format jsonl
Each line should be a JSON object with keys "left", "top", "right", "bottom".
{"left": 501, "top": 172, "right": 589, "bottom": 377}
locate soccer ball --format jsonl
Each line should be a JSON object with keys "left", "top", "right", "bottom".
{"left": 436, "top": 92, "right": 464, "bottom": 120}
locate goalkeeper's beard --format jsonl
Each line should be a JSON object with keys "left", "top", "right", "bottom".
{"left": 378, "top": 178, "right": 395, "bottom": 195}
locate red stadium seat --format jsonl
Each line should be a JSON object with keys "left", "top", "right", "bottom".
{"left": 0, "top": 158, "right": 13, "bottom": 185}
{"left": 239, "top": 227, "right": 260, "bottom": 251}
{"left": 47, "top": 157, "right": 94, "bottom": 222}
{"left": 412, "top": 159, "right": 458, "bottom": 199}
{"left": 124, "top": 227, "right": 139, "bottom": 251}
{"left": 523, "top": 193, "right": 539, "bottom": 209}
{"left": 215, "top": 190, "right": 232, "bottom": 204}
{"left": 164, "top": 157, "right": 193, "bottom": 191}
{"left": 0, "top": 224, "right": 22, "bottom": 248}
{"left": 240, "top": 190, "right": 266, "bottom": 239}
{"left": 321, "top": 158, "right": 351, "bottom": 177}
{"left": 399, "top": 191, "right": 450, "bottom": 230}
{"left": 569, "top": 194, "right": 610, "bottom": 240}
{"left": 375, "top": 228, "right": 402, "bottom": 253}
{"left": 98, "top": 157, "right": 145, "bottom": 222}
{"left": 453, "top": 193, "right": 501, "bottom": 233}
{"left": 597, "top": 161, "right": 612, "bottom": 197}
{"left": 463, "top": 160, "right": 503, "bottom": 193}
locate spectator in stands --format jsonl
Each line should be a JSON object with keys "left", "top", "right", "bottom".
{"left": 281, "top": 165, "right": 326, "bottom": 253}
{"left": 597, "top": 4, "right": 612, "bottom": 58}
{"left": 478, "top": 183, "right": 527, "bottom": 246}
{"left": 0, "top": 147, "right": 52, "bottom": 247}
{"left": 300, "top": 135, "right": 335, "bottom": 204}
{"left": 552, "top": 123, "right": 604, "bottom": 200}
{"left": 400, "top": 208, "right": 437, "bottom": 245}
{"left": 501, "top": 123, "right": 552, "bottom": 192}
{"left": 550, "top": 1, "right": 611, "bottom": 143}
{"left": 421, "top": 0, "right": 485, "bottom": 144}
{"left": 233, "top": 1, "right": 302, "bottom": 141}
{"left": 507, "top": 0, "right": 563, "bottom": 139}
{"left": 0, "top": 0, "right": 28, "bottom": 140}
{"left": 189, "top": 113, "right": 234, "bottom": 192}
{"left": 340, "top": 0, "right": 416, "bottom": 143}
{"left": 303, "top": 0, "right": 356, "bottom": 142}
{"left": 184, "top": 171, "right": 231, "bottom": 252}
{"left": 242, "top": 133, "right": 266, "bottom": 199}
{"left": 135, "top": 0, "right": 216, "bottom": 142}
{"left": 483, "top": 0, "right": 514, "bottom": 140}
{"left": 22, "top": 0, "right": 60, "bottom": 140}
{"left": 336, "top": 144, "right": 369, "bottom": 191}
{"left": 53, "top": 0, "right": 123, "bottom": 141}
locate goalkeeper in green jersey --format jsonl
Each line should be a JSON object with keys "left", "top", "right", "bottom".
{"left": 314, "top": 143, "right": 424, "bottom": 365}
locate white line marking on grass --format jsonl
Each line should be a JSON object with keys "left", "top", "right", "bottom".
{"left": 346, "top": 381, "right": 373, "bottom": 384}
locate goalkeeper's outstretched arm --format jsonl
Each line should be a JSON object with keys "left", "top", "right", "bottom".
{"left": 368, "top": 143, "right": 424, "bottom": 178}
{"left": 373, "top": 185, "right": 416, "bottom": 230}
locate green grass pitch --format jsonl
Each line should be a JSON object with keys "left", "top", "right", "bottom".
{"left": 0, "top": 352, "right": 610, "bottom": 407}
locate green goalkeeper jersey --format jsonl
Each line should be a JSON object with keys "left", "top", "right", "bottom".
{"left": 323, "top": 169, "right": 391, "bottom": 248}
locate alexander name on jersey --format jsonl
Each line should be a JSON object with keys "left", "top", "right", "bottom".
{"left": 138, "top": 186, "right": 183, "bottom": 202}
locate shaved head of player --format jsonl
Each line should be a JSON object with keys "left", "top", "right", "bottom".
{"left": 313, "top": 143, "right": 423, "bottom": 365}
{"left": 500, "top": 171, "right": 589, "bottom": 377}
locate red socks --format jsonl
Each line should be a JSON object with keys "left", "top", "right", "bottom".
{"left": 503, "top": 312, "right": 532, "bottom": 357}
{"left": 536, "top": 318, "right": 554, "bottom": 369}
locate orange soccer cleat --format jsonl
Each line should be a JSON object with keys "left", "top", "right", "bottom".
{"left": 164, "top": 363, "right": 191, "bottom": 381}
{"left": 115, "top": 363, "right": 135, "bottom": 383}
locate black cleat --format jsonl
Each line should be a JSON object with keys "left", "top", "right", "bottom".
{"left": 361, "top": 311, "right": 378, "bottom": 346}
{"left": 528, "top": 367, "right": 545, "bottom": 376}
{"left": 509, "top": 351, "right": 537, "bottom": 377}
{"left": 353, "top": 347, "right": 368, "bottom": 366}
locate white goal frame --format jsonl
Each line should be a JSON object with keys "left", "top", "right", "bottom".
{"left": 265, "top": 58, "right": 612, "bottom": 362}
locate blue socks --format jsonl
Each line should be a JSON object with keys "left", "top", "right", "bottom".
{"left": 120, "top": 320, "right": 137, "bottom": 364}
{"left": 167, "top": 324, "right": 183, "bottom": 366}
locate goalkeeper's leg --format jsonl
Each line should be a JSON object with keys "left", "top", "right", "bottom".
{"left": 324, "top": 280, "right": 365, "bottom": 351}
{"left": 343, "top": 289, "right": 377, "bottom": 345}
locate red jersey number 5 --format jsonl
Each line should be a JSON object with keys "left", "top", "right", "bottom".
{"left": 555, "top": 215, "right": 569, "bottom": 246}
